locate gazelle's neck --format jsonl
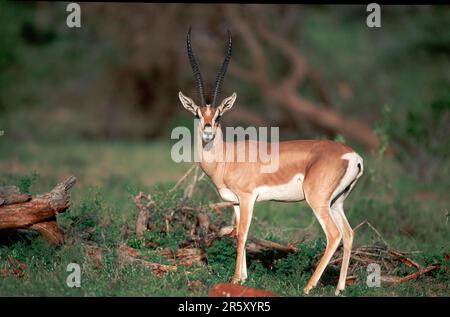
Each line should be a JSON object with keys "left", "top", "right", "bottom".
{"left": 196, "top": 123, "right": 224, "bottom": 177}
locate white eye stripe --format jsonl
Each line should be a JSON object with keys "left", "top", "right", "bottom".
{"left": 212, "top": 110, "right": 222, "bottom": 122}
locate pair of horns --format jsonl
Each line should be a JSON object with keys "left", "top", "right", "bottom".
{"left": 187, "top": 28, "right": 232, "bottom": 107}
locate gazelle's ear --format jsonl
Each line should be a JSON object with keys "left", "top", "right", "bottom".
{"left": 179, "top": 91, "right": 199, "bottom": 116}
{"left": 218, "top": 93, "right": 237, "bottom": 115}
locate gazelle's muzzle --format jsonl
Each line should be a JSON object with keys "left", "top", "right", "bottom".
{"left": 202, "top": 124, "right": 215, "bottom": 143}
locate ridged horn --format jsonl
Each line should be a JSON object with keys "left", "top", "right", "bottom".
{"left": 212, "top": 29, "right": 232, "bottom": 107}
{"left": 186, "top": 27, "right": 206, "bottom": 106}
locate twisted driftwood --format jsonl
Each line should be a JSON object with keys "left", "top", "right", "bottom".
{"left": 0, "top": 176, "right": 76, "bottom": 245}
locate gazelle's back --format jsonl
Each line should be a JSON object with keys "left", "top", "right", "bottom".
{"left": 221, "top": 139, "right": 355, "bottom": 193}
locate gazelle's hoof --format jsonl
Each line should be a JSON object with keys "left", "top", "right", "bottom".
{"left": 232, "top": 276, "right": 246, "bottom": 285}
{"left": 303, "top": 286, "right": 312, "bottom": 295}
{"left": 335, "top": 288, "right": 344, "bottom": 296}
{"left": 231, "top": 277, "right": 239, "bottom": 284}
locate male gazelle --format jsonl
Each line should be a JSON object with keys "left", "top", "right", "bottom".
{"left": 178, "top": 29, "right": 364, "bottom": 295}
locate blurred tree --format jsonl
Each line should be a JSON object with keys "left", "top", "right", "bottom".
{"left": 78, "top": 3, "right": 380, "bottom": 150}
{"left": 1, "top": 3, "right": 448, "bottom": 167}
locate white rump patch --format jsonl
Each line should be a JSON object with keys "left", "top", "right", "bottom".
{"left": 330, "top": 152, "right": 364, "bottom": 204}
{"left": 255, "top": 173, "right": 305, "bottom": 202}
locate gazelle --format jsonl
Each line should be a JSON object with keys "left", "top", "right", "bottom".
{"left": 178, "top": 29, "right": 364, "bottom": 295}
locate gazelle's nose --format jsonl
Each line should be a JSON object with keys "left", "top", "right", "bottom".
{"left": 202, "top": 124, "right": 214, "bottom": 143}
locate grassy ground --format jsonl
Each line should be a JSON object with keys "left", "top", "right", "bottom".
{"left": 0, "top": 139, "right": 448, "bottom": 296}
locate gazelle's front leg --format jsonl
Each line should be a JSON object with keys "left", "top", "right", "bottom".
{"left": 232, "top": 194, "right": 256, "bottom": 284}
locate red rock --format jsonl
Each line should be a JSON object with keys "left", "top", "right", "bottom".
{"left": 208, "top": 283, "right": 277, "bottom": 297}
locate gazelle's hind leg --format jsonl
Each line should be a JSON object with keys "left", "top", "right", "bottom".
{"left": 302, "top": 160, "right": 345, "bottom": 294}
{"left": 303, "top": 152, "right": 363, "bottom": 295}
{"left": 332, "top": 153, "right": 363, "bottom": 294}
{"left": 303, "top": 203, "right": 342, "bottom": 294}
{"left": 331, "top": 198, "right": 353, "bottom": 295}
{"left": 329, "top": 153, "right": 363, "bottom": 294}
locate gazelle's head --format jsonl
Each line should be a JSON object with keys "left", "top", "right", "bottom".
{"left": 179, "top": 28, "right": 237, "bottom": 145}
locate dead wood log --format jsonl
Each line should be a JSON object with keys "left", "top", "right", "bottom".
{"left": 0, "top": 176, "right": 76, "bottom": 245}
{"left": 30, "top": 218, "right": 64, "bottom": 245}
{"left": 0, "top": 186, "right": 31, "bottom": 206}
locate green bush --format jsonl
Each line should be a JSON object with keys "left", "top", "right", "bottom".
{"left": 206, "top": 237, "right": 236, "bottom": 273}
{"left": 274, "top": 239, "right": 326, "bottom": 277}
{"left": 18, "top": 171, "right": 39, "bottom": 194}
{"left": 60, "top": 189, "right": 103, "bottom": 242}
{"left": 422, "top": 250, "right": 450, "bottom": 284}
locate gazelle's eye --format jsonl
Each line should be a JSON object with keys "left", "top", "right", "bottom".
{"left": 195, "top": 111, "right": 200, "bottom": 119}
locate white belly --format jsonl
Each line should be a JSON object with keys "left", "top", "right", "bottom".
{"left": 255, "top": 173, "right": 305, "bottom": 202}
{"left": 218, "top": 173, "right": 305, "bottom": 204}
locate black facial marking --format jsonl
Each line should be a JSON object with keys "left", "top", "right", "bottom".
{"left": 215, "top": 110, "right": 222, "bottom": 124}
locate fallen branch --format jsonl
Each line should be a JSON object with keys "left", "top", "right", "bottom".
{"left": 0, "top": 176, "right": 76, "bottom": 245}
{"left": 248, "top": 234, "right": 297, "bottom": 253}
{"left": 382, "top": 265, "right": 439, "bottom": 286}
{"left": 388, "top": 249, "right": 421, "bottom": 270}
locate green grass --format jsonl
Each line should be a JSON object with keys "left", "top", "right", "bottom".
{"left": 0, "top": 140, "right": 448, "bottom": 296}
